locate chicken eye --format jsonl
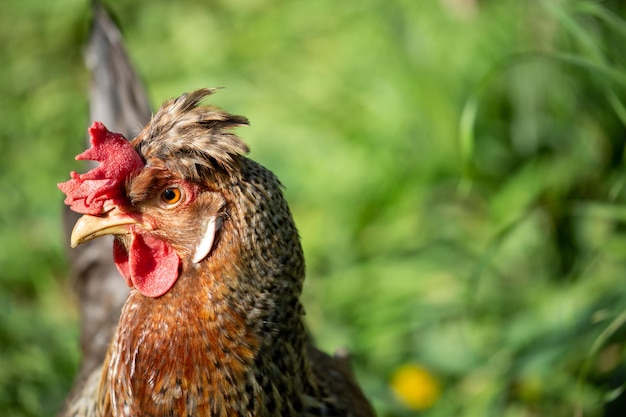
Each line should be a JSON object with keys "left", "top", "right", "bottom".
{"left": 160, "top": 187, "right": 182, "bottom": 206}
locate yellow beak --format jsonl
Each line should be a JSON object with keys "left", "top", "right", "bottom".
{"left": 70, "top": 207, "right": 139, "bottom": 248}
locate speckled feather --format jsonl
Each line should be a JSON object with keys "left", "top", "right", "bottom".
{"left": 61, "top": 89, "right": 375, "bottom": 417}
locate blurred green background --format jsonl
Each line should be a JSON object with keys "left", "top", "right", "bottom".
{"left": 2, "top": 0, "right": 626, "bottom": 415}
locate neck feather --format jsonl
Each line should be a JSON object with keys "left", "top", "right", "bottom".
{"left": 99, "top": 259, "right": 310, "bottom": 416}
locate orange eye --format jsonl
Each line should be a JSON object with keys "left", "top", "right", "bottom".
{"left": 161, "top": 187, "right": 182, "bottom": 206}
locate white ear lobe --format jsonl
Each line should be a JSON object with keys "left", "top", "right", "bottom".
{"left": 192, "top": 216, "right": 216, "bottom": 264}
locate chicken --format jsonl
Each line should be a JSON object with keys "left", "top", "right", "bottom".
{"left": 58, "top": 91, "right": 375, "bottom": 417}
{"left": 59, "top": 2, "right": 151, "bottom": 413}
{"left": 58, "top": 3, "right": 375, "bottom": 415}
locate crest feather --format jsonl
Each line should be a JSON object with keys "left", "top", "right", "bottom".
{"left": 132, "top": 88, "right": 250, "bottom": 181}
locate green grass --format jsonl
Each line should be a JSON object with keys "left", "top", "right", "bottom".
{"left": 2, "top": 0, "right": 626, "bottom": 415}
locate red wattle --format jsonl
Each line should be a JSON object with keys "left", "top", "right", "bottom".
{"left": 113, "top": 233, "right": 180, "bottom": 298}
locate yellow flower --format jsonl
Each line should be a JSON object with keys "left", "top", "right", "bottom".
{"left": 390, "top": 364, "right": 441, "bottom": 410}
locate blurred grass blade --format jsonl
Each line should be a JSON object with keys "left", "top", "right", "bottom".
{"left": 458, "top": 95, "right": 478, "bottom": 195}
{"left": 576, "top": 310, "right": 626, "bottom": 412}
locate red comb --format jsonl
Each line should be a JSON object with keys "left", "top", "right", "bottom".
{"left": 58, "top": 122, "right": 144, "bottom": 215}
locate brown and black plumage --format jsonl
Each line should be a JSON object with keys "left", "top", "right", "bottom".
{"left": 61, "top": 88, "right": 376, "bottom": 417}
{"left": 59, "top": 4, "right": 375, "bottom": 417}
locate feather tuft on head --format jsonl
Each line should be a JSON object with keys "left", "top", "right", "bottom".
{"left": 132, "top": 88, "right": 250, "bottom": 181}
